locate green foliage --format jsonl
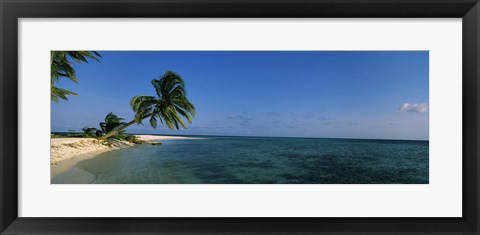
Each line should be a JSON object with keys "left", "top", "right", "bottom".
{"left": 100, "top": 71, "right": 196, "bottom": 140}
{"left": 51, "top": 132, "right": 92, "bottom": 138}
{"left": 124, "top": 135, "right": 145, "bottom": 144}
{"left": 98, "top": 113, "right": 145, "bottom": 141}
{"left": 51, "top": 133, "right": 65, "bottom": 138}
{"left": 130, "top": 71, "right": 196, "bottom": 130}
{"left": 81, "top": 126, "right": 98, "bottom": 137}
{"left": 100, "top": 112, "right": 127, "bottom": 135}
{"left": 51, "top": 51, "right": 101, "bottom": 102}
{"left": 51, "top": 87, "right": 78, "bottom": 102}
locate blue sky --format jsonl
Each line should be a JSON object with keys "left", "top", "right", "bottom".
{"left": 52, "top": 51, "right": 429, "bottom": 140}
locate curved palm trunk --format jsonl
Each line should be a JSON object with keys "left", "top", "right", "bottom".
{"left": 99, "top": 120, "right": 136, "bottom": 140}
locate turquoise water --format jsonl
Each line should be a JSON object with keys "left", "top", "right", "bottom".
{"left": 52, "top": 136, "right": 429, "bottom": 184}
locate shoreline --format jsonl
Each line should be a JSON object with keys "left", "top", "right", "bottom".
{"left": 50, "top": 135, "right": 202, "bottom": 178}
{"left": 50, "top": 138, "right": 134, "bottom": 178}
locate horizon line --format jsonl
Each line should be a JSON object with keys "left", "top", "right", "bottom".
{"left": 126, "top": 132, "right": 429, "bottom": 142}
{"left": 51, "top": 131, "right": 429, "bottom": 141}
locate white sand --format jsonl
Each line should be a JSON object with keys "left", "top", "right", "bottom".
{"left": 50, "top": 138, "right": 134, "bottom": 165}
{"left": 135, "top": 135, "right": 203, "bottom": 141}
{"left": 51, "top": 135, "right": 198, "bottom": 165}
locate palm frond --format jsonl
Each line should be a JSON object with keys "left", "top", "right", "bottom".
{"left": 50, "top": 51, "right": 101, "bottom": 102}
{"left": 51, "top": 86, "right": 78, "bottom": 102}
{"left": 99, "top": 112, "right": 128, "bottom": 139}
{"left": 149, "top": 116, "right": 158, "bottom": 129}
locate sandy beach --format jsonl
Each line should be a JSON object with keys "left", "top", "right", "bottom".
{"left": 51, "top": 137, "right": 137, "bottom": 178}
{"left": 51, "top": 135, "right": 200, "bottom": 165}
{"left": 51, "top": 138, "right": 134, "bottom": 165}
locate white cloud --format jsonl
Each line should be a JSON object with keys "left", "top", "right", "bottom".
{"left": 397, "top": 103, "right": 429, "bottom": 113}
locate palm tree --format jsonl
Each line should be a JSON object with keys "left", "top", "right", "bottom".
{"left": 51, "top": 51, "right": 101, "bottom": 102}
{"left": 99, "top": 112, "right": 127, "bottom": 138}
{"left": 99, "top": 71, "right": 195, "bottom": 140}
{"left": 81, "top": 126, "right": 98, "bottom": 136}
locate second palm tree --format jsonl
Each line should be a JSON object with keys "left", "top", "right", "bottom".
{"left": 100, "top": 71, "right": 195, "bottom": 140}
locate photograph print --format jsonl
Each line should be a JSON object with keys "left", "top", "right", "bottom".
{"left": 51, "top": 51, "right": 429, "bottom": 184}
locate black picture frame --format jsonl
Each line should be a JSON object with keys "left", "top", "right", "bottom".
{"left": 1, "top": 0, "right": 479, "bottom": 234}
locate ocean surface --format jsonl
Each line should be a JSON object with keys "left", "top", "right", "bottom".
{"left": 52, "top": 136, "right": 429, "bottom": 184}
